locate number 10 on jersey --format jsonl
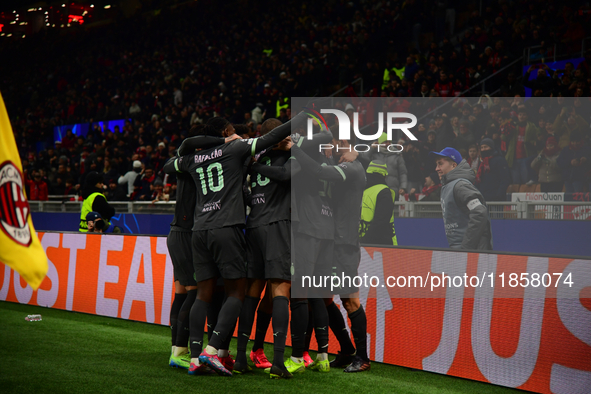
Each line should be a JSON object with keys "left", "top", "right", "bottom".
{"left": 196, "top": 163, "right": 224, "bottom": 194}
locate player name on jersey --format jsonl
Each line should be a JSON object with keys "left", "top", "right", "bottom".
{"left": 193, "top": 149, "right": 223, "bottom": 164}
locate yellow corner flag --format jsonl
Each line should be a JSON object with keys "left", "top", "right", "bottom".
{"left": 0, "top": 92, "right": 48, "bottom": 290}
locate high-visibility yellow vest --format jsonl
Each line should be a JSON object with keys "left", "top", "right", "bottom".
{"left": 359, "top": 184, "right": 397, "bottom": 245}
{"left": 382, "top": 67, "right": 406, "bottom": 89}
{"left": 79, "top": 192, "right": 110, "bottom": 232}
{"left": 276, "top": 97, "right": 289, "bottom": 117}
{"left": 382, "top": 68, "right": 391, "bottom": 90}
{"left": 392, "top": 66, "right": 405, "bottom": 80}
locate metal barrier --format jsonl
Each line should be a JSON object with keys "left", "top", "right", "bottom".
{"left": 30, "top": 200, "right": 591, "bottom": 220}
{"left": 396, "top": 201, "right": 591, "bottom": 220}
{"left": 523, "top": 36, "right": 591, "bottom": 67}
{"left": 28, "top": 201, "right": 177, "bottom": 214}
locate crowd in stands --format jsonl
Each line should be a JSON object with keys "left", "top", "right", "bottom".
{"left": 399, "top": 96, "right": 591, "bottom": 201}
{"left": 3, "top": 0, "right": 591, "bottom": 202}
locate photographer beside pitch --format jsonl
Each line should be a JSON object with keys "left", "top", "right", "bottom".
{"left": 85, "top": 211, "right": 106, "bottom": 233}
{"left": 430, "top": 148, "right": 493, "bottom": 250}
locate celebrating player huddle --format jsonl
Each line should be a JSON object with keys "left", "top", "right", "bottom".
{"left": 163, "top": 109, "right": 370, "bottom": 379}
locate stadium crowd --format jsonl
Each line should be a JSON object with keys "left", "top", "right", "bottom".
{"left": 4, "top": 0, "right": 591, "bottom": 383}
{"left": 3, "top": 0, "right": 591, "bottom": 202}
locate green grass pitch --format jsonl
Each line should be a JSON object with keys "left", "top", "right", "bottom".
{"left": 0, "top": 301, "right": 524, "bottom": 394}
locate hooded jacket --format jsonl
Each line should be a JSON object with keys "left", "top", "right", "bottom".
{"left": 440, "top": 160, "right": 493, "bottom": 250}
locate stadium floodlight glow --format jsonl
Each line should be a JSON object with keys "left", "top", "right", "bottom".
{"left": 104, "top": 5, "right": 111, "bottom": 9}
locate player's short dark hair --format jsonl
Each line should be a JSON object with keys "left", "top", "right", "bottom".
{"left": 203, "top": 117, "right": 230, "bottom": 137}
{"left": 260, "top": 118, "right": 282, "bottom": 135}
{"left": 189, "top": 124, "right": 206, "bottom": 137}
{"left": 233, "top": 124, "right": 249, "bottom": 135}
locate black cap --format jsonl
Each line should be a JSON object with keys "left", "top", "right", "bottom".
{"left": 85, "top": 171, "right": 104, "bottom": 187}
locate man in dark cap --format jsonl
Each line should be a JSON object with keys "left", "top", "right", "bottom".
{"left": 430, "top": 147, "right": 493, "bottom": 250}
{"left": 79, "top": 171, "right": 118, "bottom": 232}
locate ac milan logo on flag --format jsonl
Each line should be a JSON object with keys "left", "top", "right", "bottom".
{"left": 0, "top": 161, "right": 32, "bottom": 246}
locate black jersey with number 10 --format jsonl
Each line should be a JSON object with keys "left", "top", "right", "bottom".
{"left": 165, "top": 116, "right": 299, "bottom": 231}
{"left": 170, "top": 140, "right": 255, "bottom": 231}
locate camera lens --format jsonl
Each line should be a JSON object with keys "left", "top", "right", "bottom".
{"left": 95, "top": 219, "right": 105, "bottom": 230}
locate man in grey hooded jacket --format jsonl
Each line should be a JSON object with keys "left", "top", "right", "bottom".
{"left": 429, "top": 147, "right": 493, "bottom": 250}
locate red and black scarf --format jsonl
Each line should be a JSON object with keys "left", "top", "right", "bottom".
{"left": 476, "top": 157, "right": 491, "bottom": 184}
{"left": 422, "top": 184, "right": 441, "bottom": 197}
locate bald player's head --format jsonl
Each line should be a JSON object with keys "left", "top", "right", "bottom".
{"left": 260, "top": 118, "right": 282, "bottom": 135}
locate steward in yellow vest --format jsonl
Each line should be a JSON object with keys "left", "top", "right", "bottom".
{"left": 359, "top": 161, "right": 397, "bottom": 245}
{"left": 79, "top": 172, "right": 117, "bottom": 232}
{"left": 276, "top": 96, "right": 289, "bottom": 117}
